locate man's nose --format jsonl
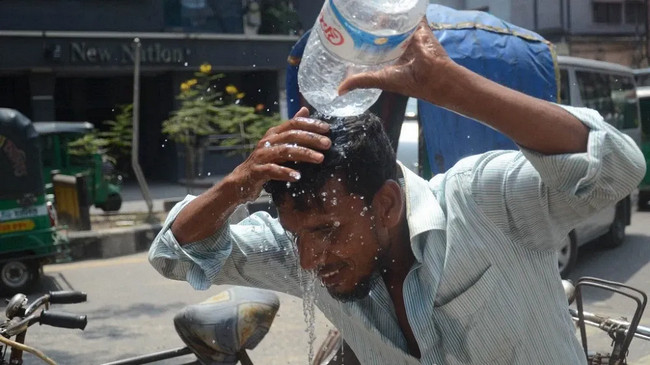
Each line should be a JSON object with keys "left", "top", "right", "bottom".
{"left": 299, "top": 242, "right": 328, "bottom": 271}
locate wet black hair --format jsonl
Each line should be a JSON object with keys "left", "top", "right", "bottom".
{"left": 264, "top": 111, "right": 397, "bottom": 211}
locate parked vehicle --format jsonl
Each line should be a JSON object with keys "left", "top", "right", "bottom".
{"left": 1, "top": 280, "right": 647, "bottom": 365}
{"left": 32, "top": 122, "right": 122, "bottom": 212}
{"left": 634, "top": 67, "right": 650, "bottom": 87}
{"left": 0, "top": 286, "right": 277, "bottom": 365}
{"left": 0, "top": 109, "right": 69, "bottom": 294}
{"left": 556, "top": 56, "right": 641, "bottom": 276}
{"left": 396, "top": 56, "right": 642, "bottom": 278}
{"left": 637, "top": 86, "right": 650, "bottom": 210}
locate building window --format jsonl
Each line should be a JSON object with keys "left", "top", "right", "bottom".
{"left": 625, "top": 1, "right": 646, "bottom": 24}
{"left": 593, "top": 2, "right": 622, "bottom": 24}
{"left": 163, "top": 0, "right": 302, "bottom": 35}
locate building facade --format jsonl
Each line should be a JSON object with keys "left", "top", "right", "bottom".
{"left": 433, "top": 0, "right": 649, "bottom": 67}
{"left": 0, "top": 0, "right": 323, "bottom": 180}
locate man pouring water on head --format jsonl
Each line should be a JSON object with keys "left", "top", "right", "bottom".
{"left": 149, "top": 19, "right": 645, "bottom": 364}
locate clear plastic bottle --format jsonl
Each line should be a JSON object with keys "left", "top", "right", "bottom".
{"left": 298, "top": 0, "right": 428, "bottom": 117}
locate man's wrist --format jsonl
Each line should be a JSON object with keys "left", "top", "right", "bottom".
{"left": 220, "top": 171, "right": 262, "bottom": 206}
{"left": 423, "top": 62, "right": 472, "bottom": 111}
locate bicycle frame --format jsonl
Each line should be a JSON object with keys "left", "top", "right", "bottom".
{"left": 573, "top": 277, "right": 648, "bottom": 364}
{"left": 99, "top": 347, "right": 253, "bottom": 365}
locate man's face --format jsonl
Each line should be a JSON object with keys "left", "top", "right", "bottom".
{"left": 277, "top": 179, "right": 385, "bottom": 302}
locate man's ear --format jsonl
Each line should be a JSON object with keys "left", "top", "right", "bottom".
{"left": 372, "top": 180, "right": 403, "bottom": 229}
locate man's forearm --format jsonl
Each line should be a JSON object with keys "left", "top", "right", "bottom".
{"left": 171, "top": 175, "right": 243, "bottom": 245}
{"left": 431, "top": 64, "right": 589, "bottom": 155}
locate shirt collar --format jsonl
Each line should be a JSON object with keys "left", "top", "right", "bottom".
{"left": 397, "top": 162, "right": 447, "bottom": 239}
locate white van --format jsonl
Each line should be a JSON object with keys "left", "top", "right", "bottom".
{"left": 397, "top": 56, "right": 641, "bottom": 278}
{"left": 556, "top": 56, "right": 641, "bottom": 276}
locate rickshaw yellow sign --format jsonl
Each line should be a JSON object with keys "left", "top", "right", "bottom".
{"left": 0, "top": 220, "right": 35, "bottom": 234}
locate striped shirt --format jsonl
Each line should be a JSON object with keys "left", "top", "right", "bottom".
{"left": 149, "top": 105, "right": 645, "bottom": 364}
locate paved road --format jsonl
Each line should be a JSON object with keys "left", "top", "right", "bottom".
{"left": 7, "top": 210, "right": 650, "bottom": 364}
{"left": 16, "top": 254, "right": 333, "bottom": 365}
{"left": 566, "top": 209, "right": 650, "bottom": 364}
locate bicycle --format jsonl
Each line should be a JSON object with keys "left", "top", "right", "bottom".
{"left": 565, "top": 277, "right": 650, "bottom": 365}
{"left": 1, "top": 280, "right": 649, "bottom": 365}
{"left": 0, "top": 286, "right": 279, "bottom": 365}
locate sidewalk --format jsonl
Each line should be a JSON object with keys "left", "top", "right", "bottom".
{"left": 68, "top": 177, "right": 225, "bottom": 262}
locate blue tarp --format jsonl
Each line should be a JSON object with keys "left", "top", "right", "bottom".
{"left": 286, "top": 4, "right": 558, "bottom": 175}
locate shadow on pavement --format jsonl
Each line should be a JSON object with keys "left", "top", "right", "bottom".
{"left": 568, "top": 233, "right": 650, "bottom": 303}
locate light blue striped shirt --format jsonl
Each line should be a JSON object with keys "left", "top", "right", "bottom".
{"left": 149, "top": 105, "right": 645, "bottom": 364}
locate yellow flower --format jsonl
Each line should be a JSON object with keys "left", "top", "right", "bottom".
{"left": 236, "top": 92, "right": 246, "bottom": 99}
{"left": 180, "top": 83, "right": 190, "bottom": 91}
{"left": 225, "top": 85, "right": 238, "bottom": 95}
{"left": 186, "top": 78, "right": 198, "bottom": 87}
{"left": 200, "top": 63, "right": 212, "bottom": 74}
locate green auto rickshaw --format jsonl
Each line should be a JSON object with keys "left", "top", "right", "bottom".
{"left": 33, "top": 122, "right": 122, "bottom": 212}
{"left": 0, "top": 108, "right": 69, "bottom": 293}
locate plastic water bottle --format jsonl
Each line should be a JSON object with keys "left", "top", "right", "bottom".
{"left": 298, "top": 0, "right": 428, "bottom": 117}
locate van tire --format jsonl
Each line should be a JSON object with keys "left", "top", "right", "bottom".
{"left": 0, "top": 260, "right": 39, "bottom": 294}
{"left": 601, "top": 201, "right": 627, "bottom": 248}
{"left": 557, "top": 231, "right": 577, "bottom": 279}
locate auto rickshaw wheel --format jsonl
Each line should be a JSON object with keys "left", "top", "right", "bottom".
{"left": 0, "top": 260, "right": 39, "bottom": 294}
{"left": 100, "top": 193, "right": 122, "bottom": 212}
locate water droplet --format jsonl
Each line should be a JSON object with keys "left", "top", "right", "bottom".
{"left": 207, "top": 172, "right": 211, "bottom": 176}
{"left": 374, "top": 256, "right": 378, "bottom": 260}
{"left": 264, "top": 141, "right": 271, "bottom": 148}
{"left": 286, "top": 182, "right": 292, "bottom": 188}
{"left": 333, "top": 221, "right": 340, "bottom": 227}
{"left": 184, "top": 62, "right": 188, "bottom": 66}
{"left": 290, "top": 171, "right": 301, "bottom": 180}
{"left": 252, "top": 64, "right": 257, "bottom": 68}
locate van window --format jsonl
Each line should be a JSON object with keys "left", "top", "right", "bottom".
{"left": 559, "top": 69, "right": 571, "bottom": 105}
{"left": 576, "top": 71, "right": 639, "bottom": 129}
{"left": 610, "top": 75, "right": 639, "bottom": 129}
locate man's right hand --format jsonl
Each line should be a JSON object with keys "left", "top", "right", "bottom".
{"left": 230, "top": 107, "right": 331, "bottom": 203}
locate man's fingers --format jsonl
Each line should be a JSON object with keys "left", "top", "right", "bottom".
{"left": 293, "top": 106, "right": 310, "bottom": 119}
{"left": 267, "top": 130, "right": 331, "bottom": 150}
{"left": 252, "top": 164, "right": 303, "bottom": 182}
{"left": 338, "top": 71, "right": 384, "bottom": 96}
{"left": 255, "top": 142, "right": 324, "bottom": 164}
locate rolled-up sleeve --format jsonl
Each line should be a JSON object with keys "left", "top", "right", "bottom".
{"left": 464, "top": 105, "right": 646, "bottom": 251}
{"left": 148, "top": 195, "right": 302, "bottom": 296}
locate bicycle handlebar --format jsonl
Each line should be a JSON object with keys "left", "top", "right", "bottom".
{"left": 39, "top": 310, "right": 87, "bottom": 330}
{"left": 569, "top": 308, "right": 650, "bottom": 341}
{"left": 48, "top": 291, "right": 87, "bottom": 305}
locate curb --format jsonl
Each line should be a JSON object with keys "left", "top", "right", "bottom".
{"left": 67, "top": 223, "right": 162, "bottom": 261}
{"left": 64, "top": 195, "right": 276, "bottom": 262}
